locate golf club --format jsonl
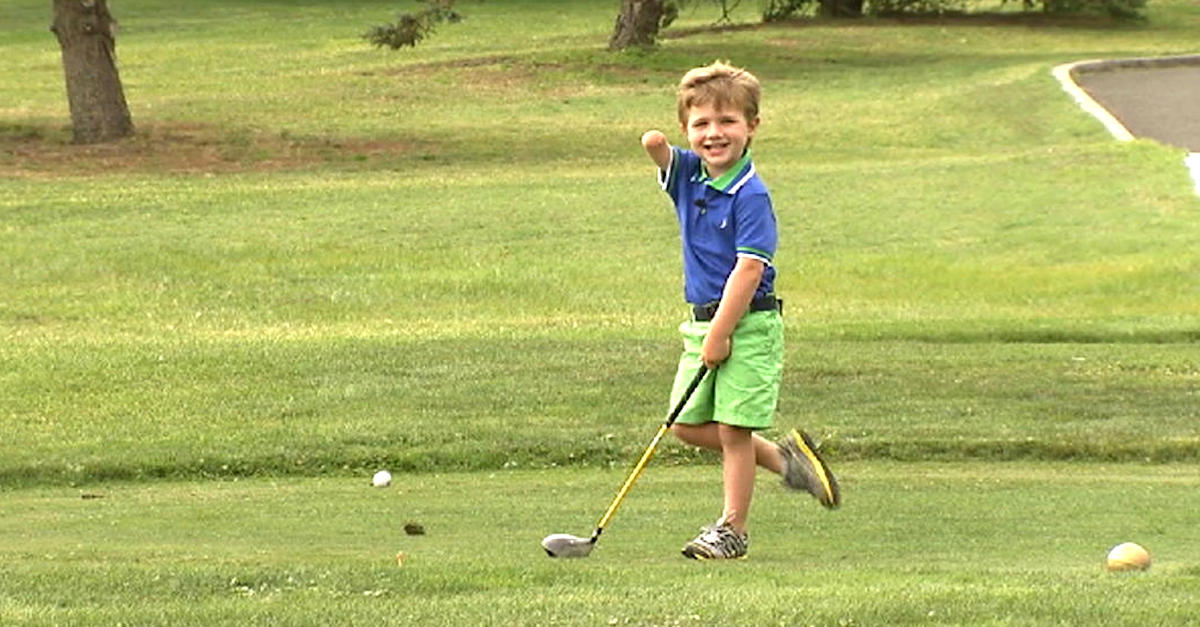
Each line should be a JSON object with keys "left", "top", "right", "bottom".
{"left": 541, "top": 365, "right": 710, "bottom": 558}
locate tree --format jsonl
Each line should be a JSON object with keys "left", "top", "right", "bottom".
{"left": 818, "top": 0, "right": 864, "bottom": 16}
{"left": 609, "top": 0, "right": 667, "bottom": 50}
{"left": 50, "top": 0, "right": 133, "bottom": 144}
{"left": 364, "top": 0, "right": 465, "bottom": 49}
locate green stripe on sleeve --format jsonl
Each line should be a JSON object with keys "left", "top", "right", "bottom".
{"left": 737, "top": 246, "right": 773, "bottom": 261}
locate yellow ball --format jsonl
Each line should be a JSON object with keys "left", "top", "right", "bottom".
{"left": 1106, "top": 542, "right": 1151, "bottom": 572}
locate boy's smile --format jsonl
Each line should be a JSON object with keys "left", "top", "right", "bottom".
{"left": 682, "top": 103, "right": 759, "bottom": 180}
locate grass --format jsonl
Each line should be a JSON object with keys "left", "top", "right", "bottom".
{"left": 3, "top": 463, "right": 1199, "bottom": 624}
{"left": 2, "top": 0, "right": 1199, "bottom": 622}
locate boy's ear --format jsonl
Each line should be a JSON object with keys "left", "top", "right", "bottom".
{"left": 748, "top": 116, "right": 761, "bottom": 133}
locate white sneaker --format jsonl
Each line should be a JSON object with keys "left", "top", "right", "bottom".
{"left": 681, "top": 515, "right": 748, "bottom": 560}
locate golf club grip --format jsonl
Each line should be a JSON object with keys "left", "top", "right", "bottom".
{"left": 664, "top": 365, "right": 708, "bottom": 428}
{"left": 592, "top": 366, "right": 709, "bottom": 534}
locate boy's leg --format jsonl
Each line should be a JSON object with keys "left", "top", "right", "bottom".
{"left": 675, "top": 311, "right": 784, "bottom": 559}
{"left": 673, "top": 422, "right": 839, "bottom": 508}
{"left": 671, "top": 423, "right": 784, "bottom": 474}
{"left": 679, "top": 424, "right": 757, "bottom": 560}
{"left": 719, "top": 424, "right": 755, "bottom": 535}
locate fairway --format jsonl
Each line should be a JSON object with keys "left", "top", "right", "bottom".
{"left": 4, "top": 464, "right": 1199, "bottom": 624}
{"left": 3, "top": 0, "right": 1199, "bottom": 623}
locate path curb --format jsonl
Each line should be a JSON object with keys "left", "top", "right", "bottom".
{"left": 1066, "top": 54, "right": 1200, "bottom": 74}
{"left": 1051, "top": 60, "right": 1135, "bottom": 141}
{"left": 1051, "top": 54, "right": 1200, "bottom": 195}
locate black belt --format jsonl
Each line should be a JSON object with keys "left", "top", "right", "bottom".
{"left": 691, "top": 295, "right": 781, "bottom": 322}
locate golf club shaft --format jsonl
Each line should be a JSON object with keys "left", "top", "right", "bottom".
{"left": 590, "top": 365, "right": 709, "bottom": 539}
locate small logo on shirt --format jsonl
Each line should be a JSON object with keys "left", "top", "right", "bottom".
{"left": 719, "top": 218, "right": 728, "bottom": 229}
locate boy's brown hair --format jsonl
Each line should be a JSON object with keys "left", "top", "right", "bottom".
{"left": 676, "top": 61, "right": 761, "bottom": 125}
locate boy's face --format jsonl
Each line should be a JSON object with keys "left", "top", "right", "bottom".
{"left": 682, "top": 102, "right": 759, "bottom": 179}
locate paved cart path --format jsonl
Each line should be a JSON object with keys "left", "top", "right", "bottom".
{"left": 1060, "top": 55, "right": 1200, "bottom": 194}
{"left": 1075, "top": 65, "right": 1200, "bottom": 152}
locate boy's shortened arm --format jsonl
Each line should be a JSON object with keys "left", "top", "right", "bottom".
{"left": 641, "top": 130, "right": 672, "bottom": 171}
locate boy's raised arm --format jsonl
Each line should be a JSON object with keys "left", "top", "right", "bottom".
{"left": 641, "top": 130, "right": 672, "bottom": 171}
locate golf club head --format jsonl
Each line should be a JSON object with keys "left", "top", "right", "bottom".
{"left": 541, "top": 533, "right": 595, "bottom": 558}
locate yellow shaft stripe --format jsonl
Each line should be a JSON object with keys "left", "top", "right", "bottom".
{"left": 596, "top": 424, "right": 669, "bottom": 530}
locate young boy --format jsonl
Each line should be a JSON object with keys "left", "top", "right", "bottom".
{"left": 641, "top": 61, "right": 840, "bottom": 560}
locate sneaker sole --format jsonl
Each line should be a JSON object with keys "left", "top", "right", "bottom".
{"left": 681, "top": 547, "right": 747, "bottom": 560}
{"left": 790, "top": 428, "right": 839, "bottom": 508}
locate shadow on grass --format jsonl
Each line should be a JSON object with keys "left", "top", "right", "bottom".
{"left": 663, "top": 11, "right": 1143, "bottom": 41}
{"left": 0, "top": 121, "right": 436, "bottom": 177}
{"left": 836, "top": 437, "right": 1200, "bottom": 463}
{"left": 816, "top": 327, "right": 1200, "bottom": 344}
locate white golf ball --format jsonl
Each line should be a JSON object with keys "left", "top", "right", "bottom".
{"left": 372, "top": 470, "right": 392, "bottom": 487}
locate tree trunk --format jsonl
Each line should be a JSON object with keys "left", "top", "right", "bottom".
{"left": 818, "top": 0, "right": 865, "bottom": 16}
{"left": 609, "top": 0, "right": 665, "bottom": 51}
{"left": 51, "top": 0, "right": 133, "bottom": 144}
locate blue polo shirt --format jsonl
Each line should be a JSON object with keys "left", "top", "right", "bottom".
{"left": 658, "top": 146, "right": 777, "bottom": 305}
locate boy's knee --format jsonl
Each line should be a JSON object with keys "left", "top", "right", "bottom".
{"left": 672, "top": 423, "right": 711, "bottom": 447}
{"left": 717, "top": 422, "right": 752, "bottom": 443}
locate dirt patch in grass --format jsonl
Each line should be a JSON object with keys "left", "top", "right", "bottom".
{"left": 0, "top": 122, "right": 430, "bottom": 178}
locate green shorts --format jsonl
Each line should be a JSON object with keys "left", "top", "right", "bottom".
{"left": 669, "top": 309, "right": 784, "bottom": 430}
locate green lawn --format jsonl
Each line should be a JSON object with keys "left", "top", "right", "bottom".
{"left": 4, "top": 463, "right": 1198, "bottom": 624}
{"left": 2, "top": 0, "right": 1199, "bottom": 622}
